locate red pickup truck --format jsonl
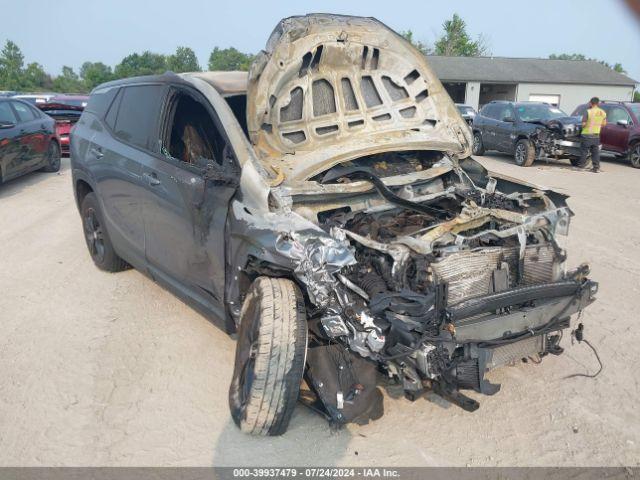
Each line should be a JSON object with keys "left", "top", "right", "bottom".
{"left": 572, "top": 101, "right": 640, "bottom": 168}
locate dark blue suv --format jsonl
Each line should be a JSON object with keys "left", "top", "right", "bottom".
{"left": 471, "top": 101, "right": 584, "bottom": 166}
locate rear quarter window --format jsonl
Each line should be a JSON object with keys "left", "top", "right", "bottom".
{"left": 112, "top": 85, "right": 165, "bottom": 152}
{"left": 85, "top": 87, "right": 119, "bottom": 118}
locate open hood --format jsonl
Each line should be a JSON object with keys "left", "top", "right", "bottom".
{"left": 247, "top": 14, "right": 472, "bottom": 183}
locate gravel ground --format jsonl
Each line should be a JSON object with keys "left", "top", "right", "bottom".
{"left": 0, "top": 153, "right": 639, "bottom": 467}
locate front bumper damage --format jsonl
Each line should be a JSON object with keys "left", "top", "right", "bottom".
{"left": 227, "top": 154, "right": 598, "bottom": 427}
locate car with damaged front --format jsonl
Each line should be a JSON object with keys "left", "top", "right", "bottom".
{"left": 472, "top": 101, "right": 585, "bottom": 167}
{"left": 70, "top": 14, "right": 597, "bottom": 436}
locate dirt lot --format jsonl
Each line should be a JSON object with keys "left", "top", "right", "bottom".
{"left": 0, "top": 153, "right": 639, "bottom": 467}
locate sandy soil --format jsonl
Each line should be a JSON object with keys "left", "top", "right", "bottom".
{"left": 0, "top": 153, "right": 639, "bottom": 467}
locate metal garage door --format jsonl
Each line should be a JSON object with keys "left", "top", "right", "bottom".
{"left": 528, "top": 94, "right": 560, "bottom": 106}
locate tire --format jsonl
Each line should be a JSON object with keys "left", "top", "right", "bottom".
{"left": 629, "top": 143, "right": 640, "bottom": 169}
{"left": 229, "top": 277, "right": 307, "bottom": 436}
{"left": 80, "top": 192, "right": 129, "bottom": 272}
{"left": 41, "top": 140, "right": 61, "bottom": 172}
{"left": 472, "top": 131, "right": 485, "bottom": 155}
{"left": 514, "top": 138, "right": 535, "bottom": 167}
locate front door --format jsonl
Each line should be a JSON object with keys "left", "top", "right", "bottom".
{"left": 494, "top": 104, "right": 517, "bottom": 152}
{"left": 601, "top": 105, "right": 632, "bottom": 154}
{"left": 142, "top": 85, "right": 239, "bottom": 313}
{"left": 0, "top": 102, "right": 21, "bottom": 180}
{"left": 11, "top": 101, "right": 48, "bottom": 172}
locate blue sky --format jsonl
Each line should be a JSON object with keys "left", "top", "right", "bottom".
{"left": 3, "top": 0, "right": 640, "bottom": 82}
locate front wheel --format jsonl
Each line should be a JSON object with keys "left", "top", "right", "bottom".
{"left": 41, "top": 141, "right": 61, "bottom": 172}
{"left": 629, "top": 143, "right": 640, "bottom": 169}
{"left": 229, "top": 277, "right": 307, "bottom": 436}
{"left": 514, "top": 138, "right": 535, "bottom": 167}
{"left": 472, "top": 132, "right": 485, "bottom": 155}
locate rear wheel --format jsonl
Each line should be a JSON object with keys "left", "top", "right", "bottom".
{"left": 472, "top": 132, "right": 485, "bottom": 155}
{"left": 80, "top": 192, "right": 128, "bottom": 272}
{"left": 41, "top": 141, "right": 61, "bottom": 172}
{"left": 229, "top": 277, "right": 307, "bottom": 436}
{"left": 630, "top": 143, "right": 640, "bottom": 169}
{"left": 514, "top": 139, "right": 535, "bottom": 167}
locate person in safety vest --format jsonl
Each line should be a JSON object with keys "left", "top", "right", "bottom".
{"left": 580, "top": 97, "right": 607, "bottom": 173}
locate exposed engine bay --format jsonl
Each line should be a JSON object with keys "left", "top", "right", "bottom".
{"left": 528, "top": 116, "right": 584, "bottom": 161}
{"left": 271, "top": 151, "right": 597, "bottom": 424}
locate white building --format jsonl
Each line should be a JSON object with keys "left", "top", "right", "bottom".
{"left": 428, "top": 56, "right": 637, "bottom": 114}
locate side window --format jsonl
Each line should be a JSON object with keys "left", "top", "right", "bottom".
{"left": 113, "top": 85, "right": 165, "bottom": 151}
{"left": 573, "top": 105, "right": 587, "bottom": 117}
{"left": 501, "top": 105, "right": 515, "bottom": 121}
{"left": 0, "top": 102, "right": 17, "bottom": 124}
{"left": 12, "top": 102, "right": 37, "bottom": 122}
{"left": 605, "top": 106, "right": 631, "bottom": 124}
{"left": 480, "top": 104, "right": 494, "bottom": 118}
{"left": 164, "top": 89, "right": 227, "bottom": 167}
{"left": 104, "top": 88, "right": 122, "bottom": 130}
{"left": 86, "top": 87, "right": 119, "bottom": 118}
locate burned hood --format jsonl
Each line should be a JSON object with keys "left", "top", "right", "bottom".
{"left": 246, "top": 14, "right": 472, "bottom": 183}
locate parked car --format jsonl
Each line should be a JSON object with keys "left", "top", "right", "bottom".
{"left": 12, "top": 93, "right": 57, "bottom": 105}
{"left": 472, "top": 101, "right": 584, "bottom": 166}
{"left": 0, "top": 98, "right": 61, "bottom": 184}
{"left": 71, "top": 14, "right": 597, "bottom": 436}
{"left": 456, "top": 103, "right": 476, "bottom": 125}
{"left": 572, "top": 101, "right": 640, "bottom": 168}
{"left": 38, "top": 95, "right": 89, "bottom": 154}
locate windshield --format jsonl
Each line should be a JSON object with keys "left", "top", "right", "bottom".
{"left": 627, "top": 104, "right": 640, "bottom": 119}
{"left": 516, "top": 104, "right": 567, "bottom": 122}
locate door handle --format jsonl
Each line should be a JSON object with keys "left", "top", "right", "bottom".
{"left": 89, "top": 147, "right": 104, "bottom": 159}
{"left": 143, "top": 172, "right": 161, "bottom": 186}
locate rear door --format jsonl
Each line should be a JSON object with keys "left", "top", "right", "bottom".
{"left": 600, "top": 105, "right": 631, "bottom": 153}
{"left": 89, "top": 84, "right": 167, "bottom": 268}
{"left": 141, "top": 84, "right": 239, "bottom": 312}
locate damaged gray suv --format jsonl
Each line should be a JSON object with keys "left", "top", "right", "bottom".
{"left": 71, "top": 14, "right": 597, "bottom": 435}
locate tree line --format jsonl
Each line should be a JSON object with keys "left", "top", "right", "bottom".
{"left": 0, "top": 42, "right": 255, "bottom": 93}
{"left": 0, "top": 13, "right": 629, "bottom": 94}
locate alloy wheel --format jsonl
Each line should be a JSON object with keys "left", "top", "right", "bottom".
{"left": 515, "top": 143, "right": 525, "bottom": 164}
{"left": 84, "top": 208, "right": 105, "bottom": 263}
{"left": 473, "top": 134, "right": 481, "bottom": 154}
{"left": 49, "top": 142, "right": 60, "bottom": 170}
{"left": 631, "top": 145, "right": 640, "bottom": 168}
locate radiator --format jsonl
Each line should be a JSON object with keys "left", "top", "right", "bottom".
{"left": 431, "top": 244, "right": 559, "bottom": 305}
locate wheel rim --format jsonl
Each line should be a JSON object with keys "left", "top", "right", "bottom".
{"left": 84, "top": 208, "right": 105, "bottom": 263}
{"left": 49, "top": 142, "right": 60, "bottom": 169}
{"left": 473, "top": 134, "right": 481, "bottom": 153}
{"left": 515, "top": 143, "right": 525, "bottom": 164}
{"left": 234, "top": 298, "right": 260, "bottom": 409}
{"left": 631, "top": 145, "right": 640, "bottom": 168}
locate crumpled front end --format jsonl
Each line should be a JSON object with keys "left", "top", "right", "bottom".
{"left": 227, "top": 151, "right": 597, "bottom": 425}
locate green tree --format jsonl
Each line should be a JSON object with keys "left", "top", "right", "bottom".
{"left": 434, "top": 13, "right": 490, "bottom": 56}
{"left": 549, "top": 53, "right": 626, "bottom": 73}
{"left": 167, "top": 46, "right": 200, "bottom": 73}
{"left": 0, "top": 40, "right": 25, "bottom": 90}
{"left": 22, "top": 62, "right": 49, "bottom": 91}
{"left": 114, "top": 51, "right": 167, "bottom": 78}
{"left": 400, "top": 30, "right": 431, "bottom": 56}
{"left": 80, "top": 61, "right": 113, "bottom": 90}
{"left": 52, "top": 66, "right": 85, "bottom": 93}
{"left": 633, "top": 91, "right": 640, "bottom": 102}
{"left": 208, "top": 47, "right": 254, "bottom": 71}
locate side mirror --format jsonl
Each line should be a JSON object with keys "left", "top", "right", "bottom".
{"left": 503, "top": 116, "right": 515, "bottom": 123}
{"left": 616, "top": 119, "right": 630, "bottom": 127}
{"left": 0, "top": 122, "right": 16, "bottom": 129}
